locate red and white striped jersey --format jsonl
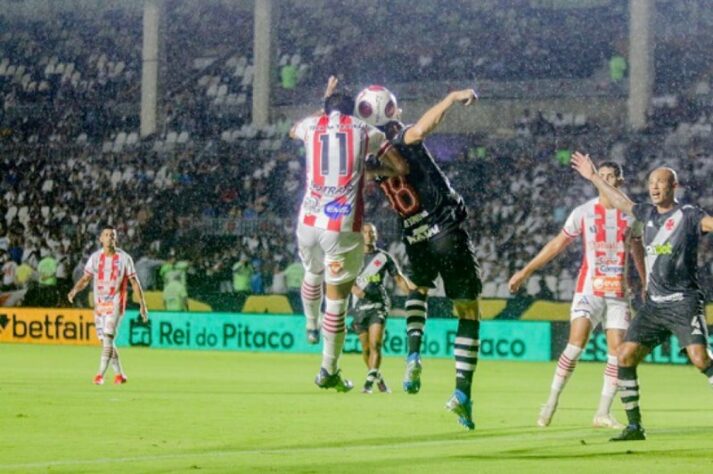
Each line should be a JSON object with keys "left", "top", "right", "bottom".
{"left": 294, "top": 111, "right": 388, "bottom": 232}
{"left": 563, "top": 198, "right": 639, "bottom": 298}
{"left": 83, "top": 249, "right": 136, "bottom": 316}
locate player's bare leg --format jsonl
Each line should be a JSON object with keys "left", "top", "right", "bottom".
{"left": 403, "top": 288, "right": 428, "bottom": 394}
{"left": 538, "top": 317, "right": 591, "bottom": 427}
{"left": 610, "top": 342, "right": 649, "bottom": 441}
{"left": 593, "top": 328, "right": 625, "bottom": 428}
{"left": 445, "top": 299, "right": 480, "bottom": 430}
{"left": 366, "top": 322, "right": 389, "bottom": 393}
{"left": 314, "top": 280, "right": 353, "bottom": 392}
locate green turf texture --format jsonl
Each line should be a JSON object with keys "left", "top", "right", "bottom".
{"left": 1, "top": 344, "right": 713, "bottom": 473}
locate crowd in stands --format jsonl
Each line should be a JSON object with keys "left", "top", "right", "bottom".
{"left": 1, "top": 1, "right": 713, "bottom": 310}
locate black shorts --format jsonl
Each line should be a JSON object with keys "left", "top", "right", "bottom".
{"left": 625, "top": 295, "right": 708, "bottom": 349}
{"left": 351, "top": 308, "right": 387, "bottom": 334}
{"left": 405, "top": 226, "right": 482, "bottom": 301}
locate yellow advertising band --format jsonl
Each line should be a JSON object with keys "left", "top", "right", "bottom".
{"left": 0, "top": 308, "right": 100, "bottom": 345}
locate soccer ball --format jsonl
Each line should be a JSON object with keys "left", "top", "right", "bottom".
{"left": 354, "top": 85, "right": 398, "bottom": 127}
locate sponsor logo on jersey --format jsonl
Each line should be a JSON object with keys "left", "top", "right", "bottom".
{"left": 591, "top": 241, "right": 625, "bottom": 251}
{"left": 324, "top": 200, "right": 352, "bottom": 219}
{"left": 406, "top": 224, "right": 441, "bottom": 244}
{"left": 310, "top": 183, "right": 355, "bottom": 196}
{"left": 645, "top": 242, "right": 672, "bottom": 256}
{"left": 597, "top": 264, "right": 624, "bottom": 275}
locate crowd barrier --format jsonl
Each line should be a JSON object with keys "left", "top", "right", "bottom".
{"left": 2, "top": 308, "right": 710, "bottom": 365}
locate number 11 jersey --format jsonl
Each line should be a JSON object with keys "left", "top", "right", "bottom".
{"left": 293, "top": 111, "right": 388, "bottom": 232}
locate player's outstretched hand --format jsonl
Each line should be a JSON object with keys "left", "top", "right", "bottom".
{"left": 324, "top": 75, "right": 338, "bottom": 99}
{"left": 571, "top": 151, "right": 597, "bottom": 180}
{"left": 140, "top": 304, "right": 149, "bottom": 323}
{"left": 451, "top": 89, "right": 478, "bottom": 106}
{"left": 508, "top": 270, "right": 528, "bottom": 293}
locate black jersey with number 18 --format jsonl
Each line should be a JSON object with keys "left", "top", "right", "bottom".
{"left": 376, "top": 125, "right": 467, "bottom": 245}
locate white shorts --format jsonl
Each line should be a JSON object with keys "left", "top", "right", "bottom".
{"left": 570, "top": 293, "right": 631, "bottom": 331}
{"left": 95, "top": 312, "right": 124, "bottom": 340}
{"left": 296, "top": 223, "right": 364, "bottom": 285}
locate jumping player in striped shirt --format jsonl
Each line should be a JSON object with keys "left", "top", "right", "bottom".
{"left": 290, "top": 76, "right": 407, "bottom": 392}
{"left": 509, "top": 161, "right": 646, "bottom": 429}
{"left": 68, "top": 225, "right": 148, "bottom": 385}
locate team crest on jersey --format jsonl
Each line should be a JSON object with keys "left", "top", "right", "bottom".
{"left": 664, "top": 218, "right": 676, "bottom": 231}
{"left": 327, "top": 260, "right": 344, "bottom": 276}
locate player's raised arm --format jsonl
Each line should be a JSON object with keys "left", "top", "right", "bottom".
{"left": 404, "top": 89, "right": 478, "bottom": 145}
{"left": 289, "top": 76, "right": 339, "bottom": 139}
{"left": 571, "top": 151, "right": 636, "bottom": 216}
{"left": 508, "top": 232, "right": 574, "bottom": 293}
{"left": 68, "top": 273, "right": 92, "bottom": 303}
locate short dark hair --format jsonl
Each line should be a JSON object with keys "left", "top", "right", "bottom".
{"left": 598, "top": 161, "right": 623, "bottom": 179}
{"left": 99, "top": 224, "right": 116, "bottom": 236}
{"left": 324, "top": 93, "right": 355, "bottom": 115}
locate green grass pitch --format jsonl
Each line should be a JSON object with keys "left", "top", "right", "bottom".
{"left": 1, "top": 344, "right": 713, "bottom": 473}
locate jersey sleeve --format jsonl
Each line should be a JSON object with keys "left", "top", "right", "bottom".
{"left": 83, "top": 256, "right": 94, "bottom": 276}
{"left": 562, "top": 208, "right": 582, "bottom": 238}
{"left": 384, "top": 252, "right": 401, "bottom": 277}
{"left": 685, "top": 205, "right": 708, "bottom": 235}
{"left": 632, "top": 202, "right": 654, "bottom": 223}
{"left": 125, "top": 255, "right": 137, "bottom": 278}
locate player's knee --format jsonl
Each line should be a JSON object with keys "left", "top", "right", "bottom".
{"left": 617, "top": 345, "right": 637, "bottom": 367}
{"left": 454, "top": 299, "right": 479, "bottom": 319}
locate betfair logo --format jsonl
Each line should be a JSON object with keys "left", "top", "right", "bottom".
{"left": 646, "top": 242, "right": 672, "bottom": 256}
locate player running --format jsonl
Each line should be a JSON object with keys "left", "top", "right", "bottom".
{"left": 351, "top": 223, "right": 415, "bottom": 394}
{"left": 290, "top": 76, "right": 407, "bottom": 392}
{"left": 68, "top": 225, "right": 148, "bottom": 385}
{"left": 571, "top": 152, "right": 713, "bottom": 441}
{"left": 356, "top": 86, "right": 481, "bottom": 429}
{"left": 509, "top": 161, "right": 646, "bottom": 429}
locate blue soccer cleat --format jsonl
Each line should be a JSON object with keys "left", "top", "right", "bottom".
{"left": 402, "top": 353, "right": 422, "bottom": 394}
{"left": 445, "top": 389, "right": 475, "bottom": 430}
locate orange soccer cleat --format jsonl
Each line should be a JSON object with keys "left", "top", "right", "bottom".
{"left": 93, "top": 374, "right": 104, "bottom": 385}
{"left": 114, "top": 374, "right": 128, "bottom": 385}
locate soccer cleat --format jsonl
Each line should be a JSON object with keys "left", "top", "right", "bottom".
{"left": 314, "top": 368, "right": 353, "bottom": 393}
{"left": 593, "top": 413, "right": 624, "bottom": 429}
{"left": 93, "top": 374, "right": 104, "bottom": 385}
{"left": 362, "top": 382, "right": 374, "bottom": 394}
{"left": 376, "top": 377, "right": 391, "bottom": 394}
{"left": 114, "top": 374, "right": 128, "bottom": 385}
{"left": 402, "top": 353, "right": 422, "bottom": 394}
{"left": 610, "top": 424, "right": 646, "bottom": 441}
{"left": 537, "top": 402, "right": 558, "bottom": 427}
{"left": 306, "top": 329, "right": 320, "bottom": 345}
{"left": 445, "top": 389, "right": 475, "bottom": 430}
